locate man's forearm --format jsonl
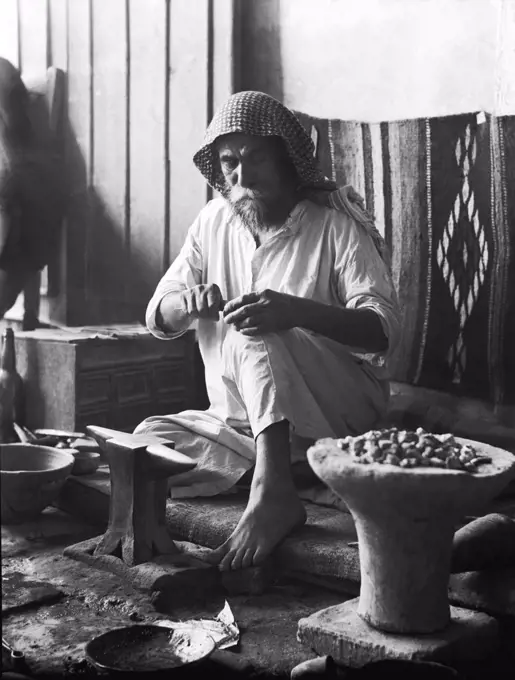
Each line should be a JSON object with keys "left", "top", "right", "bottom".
{"left": 155, "top": 291, "right": 192, "bottom": 335}
{"left": 293, "top": 296, "right": 388, "bottom": 353}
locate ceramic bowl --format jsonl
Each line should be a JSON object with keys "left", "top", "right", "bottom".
{"left": 0, "top": 444, "right": 74, "bottom": 525}
{"left": 71, "top": 450, "right": 101, "bottom": 476}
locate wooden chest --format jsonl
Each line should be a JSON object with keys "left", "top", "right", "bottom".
{"left": 14, "top": 325, "right": 197, "bottom": 433}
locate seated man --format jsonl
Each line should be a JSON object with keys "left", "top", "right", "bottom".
{"left": 136, "top": 90, "right": 401, "bottom": 572}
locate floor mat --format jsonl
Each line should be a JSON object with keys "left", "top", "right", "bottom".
{"left": 55, "top": 473, "right": 515, "bottom": 616}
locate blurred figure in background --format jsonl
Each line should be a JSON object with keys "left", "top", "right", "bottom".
{"left": 0, "top": 56, "right": 62, "bottom": 322}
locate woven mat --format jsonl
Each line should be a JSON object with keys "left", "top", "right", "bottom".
{"left": 56, "top": 472, "right": 515, "bottom": 616}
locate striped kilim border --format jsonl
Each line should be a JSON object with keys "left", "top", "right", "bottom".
{"left": 295, "top": 111, "right": 515, "bottom": 405}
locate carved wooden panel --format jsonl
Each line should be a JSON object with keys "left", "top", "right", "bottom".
{"left": 15, "top": 328, "right": 197, "bottom": 433}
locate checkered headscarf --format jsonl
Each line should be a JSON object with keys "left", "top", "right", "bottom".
{"left": 193, "top": 90, "right": 334, "bottom": 194}
{"left": 193, "top": 90, "right": 390, "bottom": 266}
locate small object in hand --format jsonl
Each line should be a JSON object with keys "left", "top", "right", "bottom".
{"left": 347, "top": 541, "right": 359, "bottom": 548}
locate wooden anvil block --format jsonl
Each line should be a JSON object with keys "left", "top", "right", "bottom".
{"left": 64, "top": 426, "right": 220, "bottom": 599}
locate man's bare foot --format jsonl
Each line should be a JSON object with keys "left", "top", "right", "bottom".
{"left": 206, "top": 483, "right": 307, "bottom": 571}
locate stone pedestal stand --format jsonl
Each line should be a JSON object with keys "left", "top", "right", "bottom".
{"left": 298, "top": 437, "right": 515, "bottom": 667}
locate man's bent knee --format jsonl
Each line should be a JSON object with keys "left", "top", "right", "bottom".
{"left": 221, "top": 327, "right": 296, "bottom": 384}
{"left": 221, "top": 327, "right": 306, "bottom": 365}
{"left": 133, "top": 415, "right": 173, "bottom": 437}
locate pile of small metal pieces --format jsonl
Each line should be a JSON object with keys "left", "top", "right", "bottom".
{"left": 336, "top": 427, "right": 492, "bottom": 471}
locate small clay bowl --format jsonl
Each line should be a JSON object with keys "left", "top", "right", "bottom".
{"left": 0, "top": 444, "right": 74, "bottom": 525}
{"left": 70, "top": 450, "right": 101, "bottom": 476}
{"left": 85, "top": 624, "right": 215, "bottom": 675}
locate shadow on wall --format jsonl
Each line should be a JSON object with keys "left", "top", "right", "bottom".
{"left": 63, "top": 80, "right": 152, "bottom": 327}
{"left": 239, "top": 0, "right": 284, "bottom": 101}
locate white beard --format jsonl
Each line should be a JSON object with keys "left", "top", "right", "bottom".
{"left": 232, "top": 197, "right": 269, "bottom": 237}
{"left": 227, "top": 186, "right": 274, "bottom": 237}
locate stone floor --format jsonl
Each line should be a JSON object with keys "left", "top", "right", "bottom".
{"left": 2, "top": 507, "right": 515, "bottom": 679}
{"left": 1, "top": 507, "right": 346, "bottom": 678}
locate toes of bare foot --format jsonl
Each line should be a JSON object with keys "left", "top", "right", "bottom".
{"left": 251, "top": 546, "right": 268, "bottom": 567}
{"left": 241, "top": 549, "right": 254, "bottom": 570}
{"left": 201, "top": 545, "right": 227, "bottom": 565}
{"left": 216, "top": 494, "right": 306, "bottom": 571}
{"left": 219, "top": 550, "right": 236, "bottom": 572}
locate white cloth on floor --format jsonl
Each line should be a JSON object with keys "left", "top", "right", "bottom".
{"left": 136, "top": 196, "right": 401, "bottom": 498}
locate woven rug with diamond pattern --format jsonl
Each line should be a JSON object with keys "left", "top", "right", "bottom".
{"left": 295, "top": 111, "right": 515, "bottom": 406}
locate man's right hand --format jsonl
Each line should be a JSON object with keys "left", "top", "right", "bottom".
{"left": 179, "top": 284, "right": 225, "bottom": 321}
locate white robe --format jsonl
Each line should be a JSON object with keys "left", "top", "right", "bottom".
{"left": 135, "top": 198, "right": 401, "bottom": 498}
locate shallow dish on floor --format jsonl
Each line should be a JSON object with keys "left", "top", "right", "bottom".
{"left": 85, "top": 624, "right": 216, "bottom": 674}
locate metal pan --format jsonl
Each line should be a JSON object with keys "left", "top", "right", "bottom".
{"left": 85, "top": 624, "right": 215, "bottom": 676}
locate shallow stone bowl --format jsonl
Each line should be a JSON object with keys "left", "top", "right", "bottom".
{"left": 85, "top": 624, "right": 215, "bottom": 674}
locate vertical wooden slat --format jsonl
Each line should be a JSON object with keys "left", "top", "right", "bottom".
{"left": 2, "top": 0, "right": 241, "bottom": 325}
{"left": 128, "top": 0, "right": 168, "bottom": 309}
{"left": 17, "top": 0, "right": 48, "bottom": 328}
{"left": 88, "top": 0, "right": 128, "bottom": 322}
{"left": 493, "top": 0, "right": 515, "bottom": 117}
{"left": 45, "top": 0, "right": 68, "bottom": 323}
{"left": 163, "top": 0, "right": 171, "bottom": 273}
{"left": 66, "top": 0, "right": 92, "bottom": 324}
{"left": 0, "top": 0, "right": 19, "bottom": 67}
{"left": 212, "top": 0, "right": 238, "bottom": 112}
{"left": 48, "top": 0, "right": 67, "bottom": 69}
{"left": 168, "top": 0, "right": 210, "bottom": 264}
{"left": 370, "top": 123, "right": 386, "bottom": 238}
{"left": 0, "top": 0, "right": 22, "bottom": 317}
{"left": 17, "top": 0, "right": 47, "bottom": 76}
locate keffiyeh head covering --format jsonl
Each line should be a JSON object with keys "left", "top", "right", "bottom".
{"left": 193, "top": 90, "right": 390, "bottom": 266}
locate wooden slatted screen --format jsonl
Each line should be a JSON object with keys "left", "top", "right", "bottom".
{"left": 0, "top": 0, "right": 238, "bottom": 326}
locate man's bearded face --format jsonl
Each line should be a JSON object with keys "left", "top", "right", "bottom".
{"left": 216, "top": 133, "right": 296, "bottom": 234}
{"left": 227, "top": 186, "right": 268, "bottom": 235}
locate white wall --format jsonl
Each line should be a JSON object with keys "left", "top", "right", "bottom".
{"left": 0, "top": 0, "right": 19, "bottom": 67}
{"left": 255, "top": 0, "right": 515, "bottom": 121}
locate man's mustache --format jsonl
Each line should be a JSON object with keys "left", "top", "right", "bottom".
{"left": 229, "top": 188, "right": 265, "bottom": 203}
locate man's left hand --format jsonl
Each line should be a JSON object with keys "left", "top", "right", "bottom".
{"left": 223, "top": 289, "right": 299, "bottom": 335}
